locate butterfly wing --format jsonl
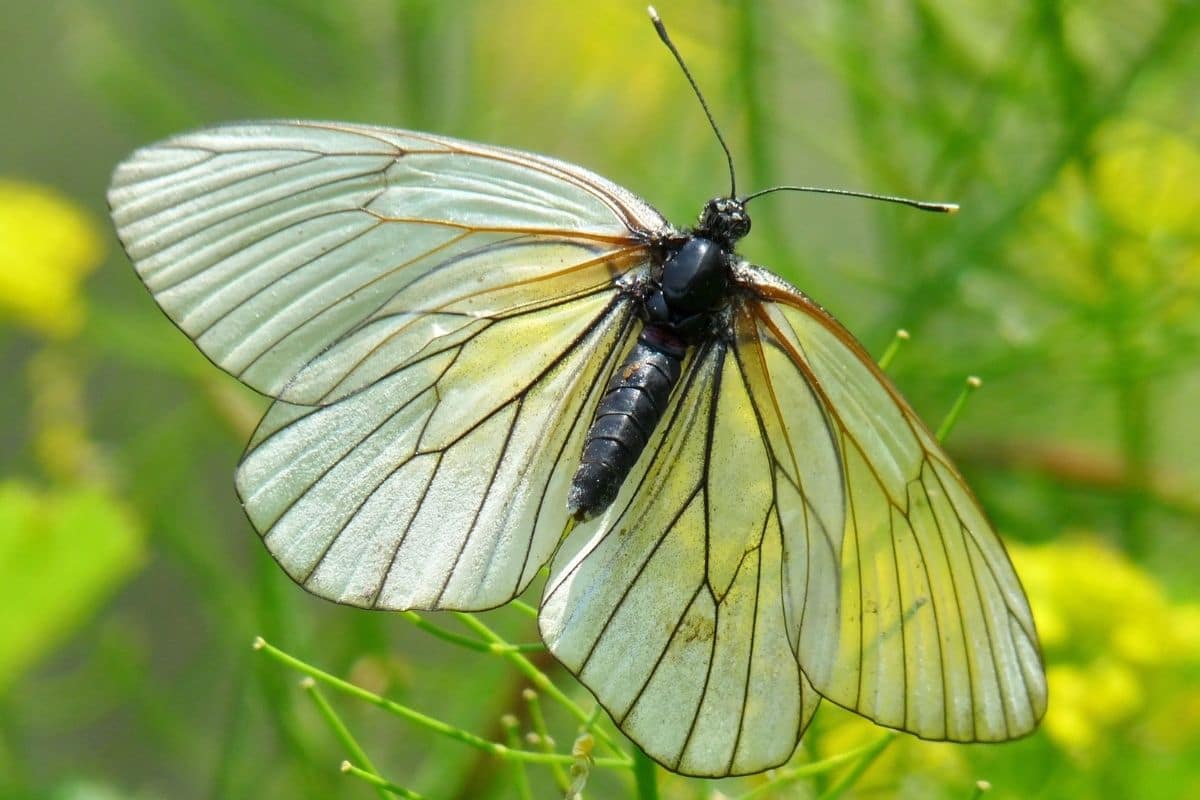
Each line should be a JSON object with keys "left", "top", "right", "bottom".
{"left": 108, "top": 120, "right": 666, "bottom": 404}
{"left": 734, "top": 262, "right": 1047, "bottom": 742}
{"left": 539, "top": 261, "right": 1046, "bottom": 774}
{"left": 239, "top": 287, "right": 640, "bottom": 610}
{"left": 540, "top": 338, "right": 821, "bottom": 777}
{"left": 109, "top": 121, "right": 669, "bottom": 610}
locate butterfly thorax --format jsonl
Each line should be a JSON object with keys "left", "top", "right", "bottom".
{"left": 640, "top": 197, "right": 751, "bottom": 339}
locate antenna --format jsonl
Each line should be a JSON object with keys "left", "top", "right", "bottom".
{"left": 741, "top": 184, "right": 959, "bottom": 214}
{"left": 648, "top": 6, "right": 738, "bottom": 198}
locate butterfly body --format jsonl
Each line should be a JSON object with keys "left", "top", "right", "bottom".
{"left": 570, "top": 199, "right": 749, "bottom": 519}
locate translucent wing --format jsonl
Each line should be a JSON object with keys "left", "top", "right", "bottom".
{"left": 540, "top": 339, "right": 820, "bottom": 777}
{"left": 108, "top": 120, "right": 670, "bottom": 610}
{"left": 108, "top": 120, "right": 667, "bottom": 404}
{"left": 239, "top": 287, "right": 640, "bottom": 610}
{"left": 734, "top": 262, "right": 1047, "bottom": 742}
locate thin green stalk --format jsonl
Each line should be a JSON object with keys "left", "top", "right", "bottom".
{"left": 877, "top": 329, "right": 911, "bottom": 372}
{"left": 733, "top": 0, "right": 773, "bottom": 194}
{"left": 208, "top": 662, "right": 249, "bottom": 800}
{"left": 524, "top": 689, "right": 570, "bottom": 791}
{"left": 584, "top": 705, "right": 604, "bottom": 729}
{"left": 1094, "top": 212, "right": 1151, "bottom": 555}
{"left": 302, "top": 679, "right": 390, "bottom": 800}
{"left": 253, "top": 637, "right": 627, "bottom": 769}
{"left": 733, "top": 734, "right": 896, "bottom": 800}
{"left": 452, "top": 614, "right": 629, "bottom": 762}
{"left": 732, "top": 0, "right": 790, "bottom": 263}
{"left": 510, "top": 599, "right": 539, "bottom": 619}
{"left": 632, "top": 747, "right": 660, "bottom": 800}
{"left": 341, "top": 761, "right": 428, "bottom": 799}
{"left": 502, "top": 715, "right": 534, "bottom": 800}
{"left": 969, "top": 779, "right": 992, "bottom": 800}
{"left": 815, "top": 732, "right": 896, "bottom": 800}
{"left": 0, "top": 697, "right": 26, "bottom": 795}
{"left": 936, "top": 376, "right": 982, "bottom": 442}
{"left": 834, "top": 0, "right": 911, "bottom": 293}
{"left": 400, "top": 611, "right": 541, "bottom": 653}
{"left": 1112, "top": 330, "right": 1151, "bottom": 555}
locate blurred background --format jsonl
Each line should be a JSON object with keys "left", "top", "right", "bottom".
{"left": 2, "top": 1, "right": 1199, "bottom": 798}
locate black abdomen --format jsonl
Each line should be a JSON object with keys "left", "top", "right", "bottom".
{"left": 568, "top": 327, "right": 685, "bottom": 519}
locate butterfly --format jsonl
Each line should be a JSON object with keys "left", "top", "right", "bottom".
{"left": 107, "top": 7, "right": 1045, "bottom": 778}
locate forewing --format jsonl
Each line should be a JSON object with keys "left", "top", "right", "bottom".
{"left": 237, "top": 285, "right": 640, "bottom": 611}
{"left": 540, "top": 339, "right": 819, "bottom": 777}
{"left": 736, "top": 263, "right": 1047, "bottom": 742}
{"left": 108, "top": 120, "right": 667, "bottom": 403}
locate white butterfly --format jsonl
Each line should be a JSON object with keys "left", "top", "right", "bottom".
{"left": 108, "top": 13, "right": 1045, "bottom": 779}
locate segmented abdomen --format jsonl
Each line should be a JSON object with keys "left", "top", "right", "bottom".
{"left": 567, "top": 326, "right": 685, "bottom": 519}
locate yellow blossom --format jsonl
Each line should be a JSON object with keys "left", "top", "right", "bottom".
{"left": 1015, "top": 118, "right": 1200, "bottom": 316}
{"left": 1011, "top": 535, "right": 1200, "bottom": 759}
{"left": 1092, "top": 119, "right": 1200, "bottom": 237}
{"left": 1010, "top": 536, "right": 1176, "bottom": 665}
{"left": 0, "top": 179, "right": 104, "bottom": 338}
{"left": 475, "top": 0, "right": 682, "bottom": 127}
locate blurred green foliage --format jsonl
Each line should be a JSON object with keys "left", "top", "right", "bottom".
{"left": 0, "top": 480, "right": 143, "bottom": 693}
{"left": 1, "top": 0, "right": 1198, "bottom": 798}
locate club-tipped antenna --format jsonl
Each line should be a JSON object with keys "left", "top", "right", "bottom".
{"left": 742, "top": 184, "right": 959, "bottom": 214}
{"left": 648, "top": 6, "right": 738, "bottom": 199}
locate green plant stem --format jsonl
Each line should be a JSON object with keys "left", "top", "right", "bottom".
{"left": 968, "top": 779, "right": 992, "bottom": 800}
{"left": 1098, "top": 233, "right": 1152, "bottom": 556}
{"left": 733, "top": 734, "right": 896, "bottom": 800}
{"left": 302, "top": 679, "right": 390, "bottom": 800}
{"left": 341, "top": 761, "right": 428, "bottom": 799}
{"left": 1113, "top": 358, "right": 1151, "bottom": 555}
{"left": 210, "top": 664, "right": 249, "bottom": 799}
{"left": 816, "top": 732, "right": 896, "bottom": 800}
{"left": 510, "top": 599, "right": 539, "bottom": 619}
{"left": 524, "top": 690, "right": 570, "bottom": 791}
{"left": 877, "top": 329, "right": 911, "bottom": 371}
{"left": 452, "top": 614, "right": 629, "bottom": 762}
{"left": 936, "top": 376, "right": 982, "bottom": 442}
{"left": 502, "top": 715, "right": 534, "bottom": 800}
{"left": 632, "top": 747, "right": 660, "bottom": 800}
{"left": 400, "top": 611, "right": 542, "bottom": 653}
{"left": 253, "top": 637, "right": 627, "bottom": 769}
{"left": 733, "top": 0, "right": 772, "bottom": 195}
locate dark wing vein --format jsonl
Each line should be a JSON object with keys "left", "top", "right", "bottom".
{"left": 541, "top": 337, "right": 815, "bottom": 777}
{"left": 730, "top": 266, "right": 1045, "bottom": 743}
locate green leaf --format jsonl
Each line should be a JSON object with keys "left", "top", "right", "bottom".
{"left": 0, "top": 481, "right": 145, "bottom": 692}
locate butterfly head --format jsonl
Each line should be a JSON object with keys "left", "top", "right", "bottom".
{"left": 697, "top": 197, "right": 751, "bottom": 248}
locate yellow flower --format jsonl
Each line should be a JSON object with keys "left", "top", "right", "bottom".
{"left": 1011, "top": 535, "right": 1200, "bottom": 759}
{"left": 1010, "top": 536, "right": 1176, "bottom": 665}
{"left": 0, "top": 480, "right": 144, "bottom": 691}
{"left": 475, "top": 0, "right": 684, "bottom": 128}
{"left": 1169, "top": 604, "right": 1200, "bottom": 659}
{"left": 1045, "top": 660, "right": 1143, "bottom": 760}
{"left": 1092, "top": 119, "right": 1200, "bottom": 237}
{"left": 1015, "top": 118, "right": 1200, "bottom": 317}
{"left": 0, "top": 180, "right": 104, "bottom": 338}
